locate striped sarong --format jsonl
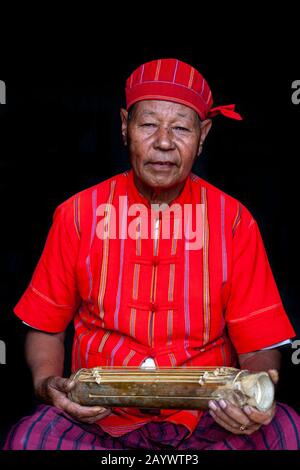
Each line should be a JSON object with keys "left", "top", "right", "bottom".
{"left": 3, "top": 402, "right": 300, "bottom": 450}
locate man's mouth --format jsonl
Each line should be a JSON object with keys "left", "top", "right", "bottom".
{"left": 147, "top": 161, "right": 176, "bottom": 169}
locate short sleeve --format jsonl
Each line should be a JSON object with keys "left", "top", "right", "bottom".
{"left": 226, "top": 208, "right": 295, "bottom": 354}
{"left": 14, "top": 199, "right": 81, "bottom": 332}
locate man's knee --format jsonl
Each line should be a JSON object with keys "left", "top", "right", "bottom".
{"left": 262, "top": 403, "right": 300, "bottom": 450}
{"left": 3, "top": 405, "right": 57, "bottom": 450}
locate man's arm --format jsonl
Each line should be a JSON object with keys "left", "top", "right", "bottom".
{"left": 238, "top": 348, "right": 281, "bottom": 381}
{"left": 25, "top": 329, "right": 111, "bottom": 423}
{"left": 26, "top": 329, "right": 66, "bottom": 393}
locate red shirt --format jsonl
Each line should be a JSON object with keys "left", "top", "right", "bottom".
{"left": 14, "top": 170, "right": 295, "bottom": 436}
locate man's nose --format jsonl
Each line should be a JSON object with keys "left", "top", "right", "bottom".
{"left": 153, "top": 127, "right": 175, "bottom": 150}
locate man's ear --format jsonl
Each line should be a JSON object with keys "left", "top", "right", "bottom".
{"left": 197, "top": 119, "right": 212, "bottom": 156}
{"left": 120, "top": 108, "right": 128, "bottom": 146}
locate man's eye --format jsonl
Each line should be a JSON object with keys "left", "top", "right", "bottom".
{"left": 141, "top": 123, "right": 157, "bottom": 127}
{"left": 173, "top": 126, "right": 190, "bottom": 132}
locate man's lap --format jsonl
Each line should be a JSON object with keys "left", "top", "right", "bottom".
{"left": 3, "top": 403, "right": 300, "bottom": 450}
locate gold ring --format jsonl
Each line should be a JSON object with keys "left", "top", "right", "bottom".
{"left": 239, "top": 424, "right": 247, "bottom": 432}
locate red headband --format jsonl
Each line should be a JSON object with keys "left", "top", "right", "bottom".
{"left": 125, "top": 58, "right": 242, "bottom": 121}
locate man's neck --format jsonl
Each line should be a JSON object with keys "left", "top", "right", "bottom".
{"left": 133, "top": 176, "right": 185, "bottom": 205}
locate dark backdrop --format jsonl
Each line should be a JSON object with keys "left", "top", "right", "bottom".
{"left": 1, "top": 40, "right": 300, "bottom": 443}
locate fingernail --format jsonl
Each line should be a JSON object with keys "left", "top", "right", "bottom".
{"left": 219, "top": 399, "right": 227, "bottom": 409}
{"left": 208, "top": 400, "right": 218, "bottom": 411}
{"left": 244, "top": 406, "right": 252, "bottom": 415}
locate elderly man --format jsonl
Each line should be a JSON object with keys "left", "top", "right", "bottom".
{"left": 4, "top": 59, "right": 300, "bottom": 450}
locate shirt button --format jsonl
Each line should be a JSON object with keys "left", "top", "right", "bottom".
{"left": 152, "top": 257, "right": 159, "bottom": 266}
{"left": 150, "top": 302, "right": 158, "bottom": 311}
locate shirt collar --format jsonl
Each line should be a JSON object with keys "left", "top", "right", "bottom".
{"left": 126, "top": 169, "right": 193, "bottom": 209}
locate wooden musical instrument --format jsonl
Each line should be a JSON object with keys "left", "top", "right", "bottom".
{"left": 68, "top": 366, "right": 274, "bottom": 412}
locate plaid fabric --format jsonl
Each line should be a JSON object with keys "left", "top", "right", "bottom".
{"left": 3, "top": 402, "right": 300, "bottom": 450}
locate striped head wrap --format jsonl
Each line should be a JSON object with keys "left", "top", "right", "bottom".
{"left": 125, "top": 58, "right": 242, "bottom": 121}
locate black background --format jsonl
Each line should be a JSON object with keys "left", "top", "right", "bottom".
{"left": 1, "top": 20, "right": 300, "bottom": 449}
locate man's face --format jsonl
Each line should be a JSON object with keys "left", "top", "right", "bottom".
{"left": 121, "top": 100, "right": 211, "bottom": 191}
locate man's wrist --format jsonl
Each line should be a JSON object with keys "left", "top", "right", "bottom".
{"left": 32, "top": 374, "right": 53, "bottom": 401}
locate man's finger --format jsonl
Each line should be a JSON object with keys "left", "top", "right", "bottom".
{"left": 209, "top": 400, "right": 251, "bottom": 428}
{"left": 243, "top": 404, "right": 275, "bottom": 425}
{"left": 61, "top": 400, "right": 110, "bottom": 419}
{"left": 80, "top": 409, "right": 112, "bottom": 423}
{"left": 268, "top": 369, "right": 279, "bottom": 385}
{"left": 209, "top": 410, "right": 259, "bottom": 435}
{"left": 52, "top": 377, "right": 75, "bottom": 393}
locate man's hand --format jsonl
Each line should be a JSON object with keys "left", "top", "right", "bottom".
{"left": 36, "top": 376, "right": 111, "bottom": 424}
{"left": 208, "top": 369, "right": 278, "bottom": 435}
{"left": 208, "top": 400, "right": 276, "bottom": 435}
{"left": 25, "top": 331, "right": 111, "bottom": 423}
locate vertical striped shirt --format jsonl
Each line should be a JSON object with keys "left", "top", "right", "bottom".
{"left": 14, "top": 170, "right": 295, "bottom": 436}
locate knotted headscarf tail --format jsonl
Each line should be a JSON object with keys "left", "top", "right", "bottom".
{"left": 125, "top": 58, "right": 242, "bottom": 121}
